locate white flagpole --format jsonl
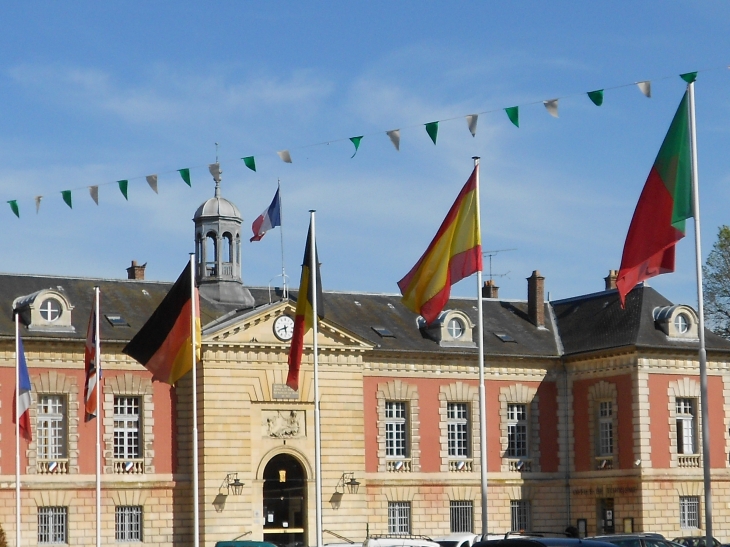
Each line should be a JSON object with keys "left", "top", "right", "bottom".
{"left": 94, "top": 287, "right": 102, "bottom": 547}
{"left": 15, "top": 312, "right": 22, "bottom": 547}
{"left": 190, "top": 253, "right": 201, "bottom": 547}
{"left": 473, "top": 157, "right": 488, "bottom": 534}
{"left": 310, "top": 210, "right": 323, "bottom": 547}
{"left": 687, "top": 81, "right": 713, "bottom": 544}
{"left": 279, "top": 180, "right": 288, "bottom": 299}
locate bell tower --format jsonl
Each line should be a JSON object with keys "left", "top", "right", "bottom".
{"left": 193, "top": 163, "right": 255, "bottom": 307}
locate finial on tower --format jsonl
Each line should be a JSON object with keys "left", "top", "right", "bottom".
{"left": 208, "top": 162, "right": 222, "bottom": 197}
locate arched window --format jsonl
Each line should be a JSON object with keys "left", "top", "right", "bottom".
{"left": 236, "top": 234, "right": 241, "bottom": 266}
{"left": 222, "top": 232, "right": 233, "bottom": 263}
{"left": 206, "top": 232, "right": 217, "bottom": 276}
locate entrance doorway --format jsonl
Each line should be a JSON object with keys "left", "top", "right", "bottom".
{"left": 263, "top": 454, "right": 306, "bottom": 547}
{"left": 598, "top": 498, "right": 615, "bottom": 534}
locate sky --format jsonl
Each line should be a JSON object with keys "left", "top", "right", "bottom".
{"left": 1, "top": 2, "right": 729, "bottom": 309}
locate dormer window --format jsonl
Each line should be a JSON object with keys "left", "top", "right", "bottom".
{"left": 40, "top": 298, "right": 63, "bottom": 322}
{"left": 675, "top": 313, "right": 689, "bottom": 334}
{"left": 447, "top": 318, "right": 464, "bottom": 339}
{"left": 654, "top": 305, "right": 699, "bottom": 340}
{"left": 420, "top": 310, "right": 476, "bottom": 348}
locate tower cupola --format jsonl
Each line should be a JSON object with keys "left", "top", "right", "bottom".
{"left": 193, "top": 163, "right": 254, "bottom": 306}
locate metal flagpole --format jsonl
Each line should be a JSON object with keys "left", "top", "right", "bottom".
{"left": 687, "top": 81, "right": 713, "bottom": 545}
{"left": 473, "top": 156, "right": 488, "bottom": 534}
{"left": 94, "top": 287, "right": 102, "bottom": 547}
{"left": 15, "top": 312, "right": 21, "bottom": 547}
{"left": 310, "top": 210, "right": 323, "bottom": 547}
{"left": 279, "top": 180, "right": 288, "bottom": 299}
{"left": 190, "top": 253, "right": 201, "bottom": 547}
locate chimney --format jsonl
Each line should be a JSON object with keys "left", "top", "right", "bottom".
{"left": 482, "top": 280, "right": 499, "bottom": 299}
{"left": 527, "top": 270, "right": 545, "bottom": 328}
{"left": 604, "top": 269, "right": 618, "bottom": 290}
{"left": 126, "top": 260, "right": 146, "bottom": 280}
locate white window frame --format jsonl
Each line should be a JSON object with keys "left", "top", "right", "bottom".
{"left": 676, "top": 398, "right": 696, "bottom": 455}
{"left": 507, "top": 403, "right": 528, "bottom": 457}
{"left": 385, "top": 401, "right": 407, "bottom": 458}
{"left": 450, "top": 500, "right": 473, "bottom": 533}
{"left": 510, "top": 500, "right": 530, "bottom": 532}
{"left": 115, "top": 505, "right": 143, "bottom": 542}
{"left": 37, "top": 395, "right": 67, "bottom": 460}
{"left": 38, "top": 506, "right": 67, "bottom": 544}
{"left": 679, "top": 496, "right": 700, "bottom": 529}
{"left": 388, "top": 501, "right": 411, "bottom": 534}
{"left": 447, "top": 403, "right": 469, "bottom": 458}
{"left": 598, "top": 400, "right": 614, "bottom": 456}
{"left": 114, "top": 396, "right": 141, "bottom": 460}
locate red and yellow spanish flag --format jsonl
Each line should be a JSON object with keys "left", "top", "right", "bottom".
{"left": 398, "top": 166, "right": 482, "bottom": 324}
{"left": 287, "top": 221, "right": 324, "bottom": 391}
{"left": 123, "top": 261, "right": 201, "bottom": 385}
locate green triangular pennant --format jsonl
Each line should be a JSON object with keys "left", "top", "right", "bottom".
{"left": 7, "top": 200, "right": 19, "bottom": 218}
{"left": 425, "top": 122, "right": 438, "bottom": 145}
{"left": 680, "top": 72, "right": 697, "bottom": 84}
{"left": 61, "top": 190, "right": 73, "bottom": 209}
{"left": 178, "top": 168, "right": 191, "bottom": 186}
{"left": 505, "top": 106, "right": 519, "bottom": 128}
{"left": 118, "top": 180, "right": 129, "bottom": 200}
{"left": 349, "top": 136, "right": 363, "bottom": 158}
{"left": 587, "top": 89, "right": 604, "bottom": 106}
{"left": 242, "top": 156, "right": 256, "bottom": 172}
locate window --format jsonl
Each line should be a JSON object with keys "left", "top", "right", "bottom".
{"left": 510, "top": 500, "right": 530, "bottom": 532}
{"left": 388, "top": 501, "right": 411, "bottom": 534}
{"left": 114, "top": 397, "right": 141, "bottom": 460}
{"left": 679, "top": 496, "right": 700, "bottom": 529}
{"left": 447, "top": 318, "right": 464, "bottom": 338}
{"left": 507, "top": 404, "right": 528, "bottom": 457}
{"left": 675, "top": 313, "right": 690, "bottom": 334}
{"left": 676, "top": 398, "right": 696, "bottom": 454}
{"left": 37, "top": 395, "right": 67, "bottom": 460}
{"left": 38, "top": 506, "right": 67, "bottom": 544}
{"left": 447, "top": 403, "right": 469, "bottom": 457}
{"left": 39, "top": 298, "right": 62, "bottom": 322}
{"left": 116, "top": 506, "right": 142, "bottom": 541}
{"left": 385, "top": 402, "right": 407, "bottom": 457}
{"left": 450, "top": 500, "right": 473, "bottom": 533}
{"left": 598, "top": 401, "right": 613, "bottom": 456}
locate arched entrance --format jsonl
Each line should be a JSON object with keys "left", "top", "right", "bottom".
{"left": 263, "top": 453, "right": 307, "bottom": 547}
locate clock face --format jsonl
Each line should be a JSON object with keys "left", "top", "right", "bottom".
{"left": 273, "top": 315, "right": 295, "bottom": 341}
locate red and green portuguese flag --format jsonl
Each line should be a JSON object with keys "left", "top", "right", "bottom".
{"left": 616, "top": 90, "right": 692, "bottom": 307}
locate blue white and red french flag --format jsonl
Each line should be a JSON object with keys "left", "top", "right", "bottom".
{"left": 13, "top": 335, "right": 32, "bottom": 441}
{"left": 250, "top": 187, "right": 282, "bottom": 242}
{"left": 84, "top": 306, "right": 99, "bottom": 422}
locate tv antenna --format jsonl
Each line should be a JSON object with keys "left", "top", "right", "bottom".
{"left": 482, "top": 248, "right": 516, "bottom": 283}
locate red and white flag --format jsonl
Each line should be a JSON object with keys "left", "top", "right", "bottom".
{"left": 13, "top": 335, "right": 32, "bottom": 441}
{"left": 84, "top": 306, "right": 99, "bottom": 422}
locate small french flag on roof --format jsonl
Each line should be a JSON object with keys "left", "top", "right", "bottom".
{"left": 250, "top": 187, "right": 282, "bottom": 242}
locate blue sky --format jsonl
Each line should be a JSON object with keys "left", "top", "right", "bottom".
{"left": 1, "top": 2, "right": 729, "bottom": 308}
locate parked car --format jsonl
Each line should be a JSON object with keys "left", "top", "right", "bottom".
{"left": 472, "top": 537, "right": 618, "bottom": 547}
{"left": 433, "top": 533, "right": 481, "bottom": 547}
{"left": 673, "top": 537, "right": 730, "bottom": 547}
{"left": 215, "top": 542, "right": 279, "bottom": 547}
{"left": 364, "top": 536, "right": 442, "bottom": 547}
{"left": 587, "top": 533, "right": 675, "bottom": 547}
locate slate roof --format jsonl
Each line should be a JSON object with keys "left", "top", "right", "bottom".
{"left": 551, "top": 284, "right": 730, "bottom": 355}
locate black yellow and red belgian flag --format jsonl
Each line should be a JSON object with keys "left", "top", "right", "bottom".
{"left": 123, "top": 261, "right": 201, "bottom": 385}
{"left": 286, "top": 221, "right": 324, "bottom": 391}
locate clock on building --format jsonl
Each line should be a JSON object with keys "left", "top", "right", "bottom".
{"left": 273, "top": 315, "right": 295, "bottom": 341}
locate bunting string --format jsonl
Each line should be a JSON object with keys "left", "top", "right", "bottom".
{"left": 0, "top": 65, "right": 724, "bottom": 218}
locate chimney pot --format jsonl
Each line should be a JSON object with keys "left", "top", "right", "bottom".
{"left": 527, "top": 270, "right": 545, "bottom": 328}
{"left": 482, "top": 280, "right": 499, "bottom": 299}
{"left": 605, "top": 269, "right": 618, "bottom": 290}
{"left": 126, "top": 261, "right": 147, "bottom": 280}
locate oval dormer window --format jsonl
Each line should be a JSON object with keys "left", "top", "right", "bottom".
{"left": 675, "top": 313, "right": 690, "bottom": 334}
{"left": 39, "top": 298, "right": 63, "bottom": 321}
{"left": 447, "top": 317, "right": 464, "bottom": 339}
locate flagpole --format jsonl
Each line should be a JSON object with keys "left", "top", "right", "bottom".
{"left": 687, "top": 80, "right": 712, "bottom": 544}
{"left": 15, "top": 312, "right": 21, "bottom": 547}
{"left": 279, "top": 180, "right": 288, "bottom": 299}
{"left": 94, "top": 287, "right": 102, "bottom": 547}
{"left": 472, "top": 157, "right": 488, "bottom": 534}
{"left": 310, "top": 210, "right": 323, "bottom": 547}
{"left": 190, "top": 253, "right": 201, "bottom": 547}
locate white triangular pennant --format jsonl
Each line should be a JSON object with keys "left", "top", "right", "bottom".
{"left": 543, "top": 99, "right": 559, "bottom": 118}
{"left": 34, "top": 196, "right": 42, "bottom": 214}
{"left": 89, "top": 186, "right": 99, "bottom": 205}
{"left": 386, "top": 129, "right": 400, "bottom": 151}
{"left": 637, "top": 81, "right": 651, "bottom": 98}
{"left": 277, "top": 150, "right": 292, "bottom": 163}
{"left": 208, "top": 162, "right": 221, "bottom": 181}
{"left": 146, "top": 174, "right": 158, "bottom": 194}
{"left": 466, "top": 115, "right": 478, "bottom": 137}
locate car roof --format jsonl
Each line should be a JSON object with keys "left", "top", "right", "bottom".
{"left": 474, "top": 538, "right": 619, "bottom": 547}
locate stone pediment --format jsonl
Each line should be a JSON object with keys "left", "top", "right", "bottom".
{"left": 202, "top": 300, "right": 374, "bottom": 351}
